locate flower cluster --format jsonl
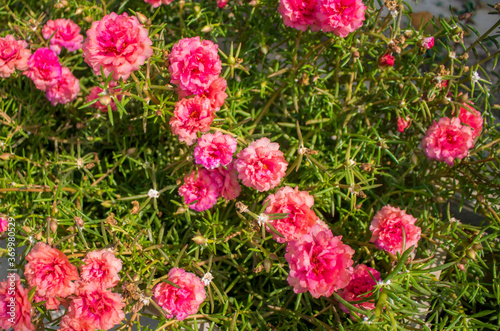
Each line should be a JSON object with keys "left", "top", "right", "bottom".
{"left": 279, "top": 0, "right": 366, "bottom": 37}
{"left": 0, "top": 35, "right": 30, "bottom": 78}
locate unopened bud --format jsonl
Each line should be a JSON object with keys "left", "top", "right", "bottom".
{"left": 22, "top": 226, "right": 31, "bottom": 234}
{"left": 0, "top": 153, "right": 11, "bottom": 160}
{"left": 133, "top": 274, "right": 141, "bottom": 282}
{"left": 466, "top": 249, "right": 476, "bottom": 260}
{"left": 194, "top": 5, "right": 201, "bottom": 13}
{"left": 201, "top": 25, "right": 212, "bottom": 33}
{"left": 472, "top": 243, "right": 482, "bottom": 251}
{"left": 260, "top": 45, "right": 268, "bottom": 55}
{"left": 458, "top": 93, "right": 468, "bottom": 103}
{"left": 192, "top": 235, "right": 207, "bottom": 245}
{"left": 352, "top": 50, "right": 360, "bottom": 58}
{"left": 75, "top": 7, "right": 84, "bottom": 15}
{"left": 83, "top": 16, "right": 93, "bottom": 23}
{"left": 50, "top": 220, "right": 58, "bottom": 233}
{"left": 228, "top": 56, "right": 236, "bottom": 65}
{"left": 263, "top": 258, "right": 272, "bottom": 273}
{"left": 136, "top": 12, "right": 148, "bottom": 25}
{"left": 99, "top": 95, "right": 111, "bottom": 106}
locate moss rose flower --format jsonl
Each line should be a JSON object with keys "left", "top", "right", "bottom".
{"left": 46, "top": 67, "right": 80, "bottom": 106}
{"left": 170, "top": 96, "right": 215, "bottom": 146}
{"left": 338, "top": 264, "right": 380, "bottom": 316}
{"left": 264, "top": 186, "right": 319, "bottom": 243}
{"left": 0, "top": 217, "right": 7, "bottom": 233}
{"left": 459, "top": 103, "right": 482, "bottom": 139}
{"left": 316, "top": 0, "right": 366, "bottom": 37}
{"left": 144, "top": 0, "right": 174, "bottom": 7}
{"left": 369, "top": 205, "right": 421, "bottom": 255}
{"left": 153, "top": 268, "right": 206, "bottom": 321}
{"left": 216, "top": 162, "right": 241, "bottom": 201}
{"left": 179, "top": 168, "right": 223, "bottom": 211}
{"left": 278, "top": 0, "right": 321, "bottom": 31}
{"left": 422, "top": 117, "right": 474, "bottom": 166}
{"left": 235, "top": 138, "right": 288, "bottom": 192}
{"left": 80, "top": 249, "right": 122, "bottom": 289}
{"left": 82, "top": 12, "right": 153, "bottom": 80}
{"left": 0, "top": 35, "right": 30, "bottom": 78}
{"left": 285, "top": 224, "right": 354, "bottom": 298}
{"left": 59, "top": 315, "right": 93, "bottom": 331}
{"left": 86, "top": 81, "right": 122, "bottom": 112}
{"left": 194, "top": 131, "right": 238, "bottom": 169}
{"left": 0, "top": 274, "right": 34, "bottom": 331}
{"left": 168, "top": 37, "right": 222, "bottom": 95}
{"left": 24, "top": 242, "right": 79, "bottom": 309}
{"left": 24, "top": 48, "right": 62, "bottom": 91}
{"left": 42, "top": 19, "right": 84, "bottom": 54}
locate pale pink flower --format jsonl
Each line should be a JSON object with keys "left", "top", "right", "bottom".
{"left": 338, "top": 264, "right": 381, "bottom": 315}
{"left": 421, "top": 36, "right": 434, "bottom": 50}
{"left": 82, "top": 12, "right": 153, "bottom": 80}
{"left": 216, "top": 162, "right": 241, "bottom": 201}
{"left": 369, "top": 205, "right": 421, "bottom": 255}
{"left": 316, "top": 0, "right": 366, "bottom": 37}
{"left": 378, "top": 52, "right": 394, "bottom": 67}
{"left": 0, "top": 217, "right": 7, "bottom": 233}
{"left": 422, "top": 117, "right": 474, "bottom": 166}
{"left": 46, "top": 67, "right": 80, "bottom": 106}
{"left": 153, "top": 268, "right": 206, "bottom": 321}
{"left": 397, "top": 116, "right": 410, "bottom": 133}
{"left": 194, "top": 131, "right": 238, "bottom": 169}
{"left": 80, "top": 249, "right": 122, "bottom": 289}
{"left": 24, "top": 242, "right": 79, "bottom": 308}
{"left": 235, "top": 138, "right": 288, "bottom": 192}
{"left": 459, "top": 103, "right": 482, "bottom": 139}
{"left": 264, "top": 186, "right": 318, "bottom": 243}
{"left": 0, "top": 274, "right": 34, "bottom": 331}
{"left": 170, "top": 96, "right": 215, "bottom": 146}
{"left": 67, "top": 282, "right": 125, "bottom": 330}
{"left": 0, "top": 35, "right": 30, "bottom": 78}
{"left": 86, "top": 81, "right": 122, "bottom": 112}
{"left": 179, "top": 168, "right": 223, "bottom": 211}
{"left": 285, "top": 224, "right": 354, "bottom": 298}
{"left": 168, "top": 37, "right": 222, "bottom": 95}
{"left": 278, "top": 0, "right": 320, "bottom": 31}
{"left": 42, "top": 19, "right": 84, "bottom": 54}
{"left": 24, "top": 48, "right": 62, "bottom": 91}
{"left": 144, "top": 0, "right": 174, "bottom": 7}
{"left": 59, "top": 315, "right": 93, "bottom": 331}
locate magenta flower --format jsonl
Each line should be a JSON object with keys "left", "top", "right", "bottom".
{"left": 369, "top": 205, "right": 421, "bottom": 255}
{"left": 397, "top": 116, "right": 410, "bottom": 133}
{"left": 179, "top": 168, "right": 223, "bottom": 211}
{"left": 278, "top": 0, "right": 320, "bottom": 31}
{"left": 378, "top": 52, "right": 394, "bottom": 67}
{"left": 80, "top": 249, "right": 122, "bottom": 289}
{"left": 170, "top": 96, "right": 215, "bottom": 146}
{"left": 144, "top": 0, "right": 174, "bottom": 7}
{"left": 285, "top": 224, "right": 354, "bottom": 298}
{"left": 42, "top": 19, "right": 84, "bottom": 54}
{"left": 46, "top": 67, "right": 80, "bottom": 106}
{"left": 82, "top": 12, "right": 153, "bottom": 80}
{"left": 168, "top": 37, "right": 222, "bottom": 95}
{"left": 421, "top": 36, "right": 434, "bottom": 50}
{"left": 264, "top": 186, "right": 319, "bottom": 243}
{"left": 24, "top": 48, "right": 62, "bottom": 91}
{"left": 338, "top": 264, "right": 381, "bottom": 315}
{"left": 316, "top": 0, "right": 366, "bottom": 37}
{"left": 459, "top": 103, "right": 482, "bottom": 139}
{"left": 216, "top": 162, "right": 241, "bottom": 201}
{"left": 422, "top": 117, "right": 474, "bottom": 166}
{"left": 0, "top": 217, "right": 7, "bottom": 233}
{"left": 235, "top": 138, "right": 288, "bottom": 192}
{"left": 153, "top": 268, "right": 206, "bottom": 321}
{"left": 0, "top": 274, "right": 34, "bottom": 331}
{"left": 0, "top": 35, "right": 30, "bottom": 78}
{"left": 194, "top": 131, "right": 238, "bottom": 169}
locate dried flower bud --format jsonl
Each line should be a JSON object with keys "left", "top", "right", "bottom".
{"left": 50, "top": 220, "right": 58, "bottom": 233}
{"left": 495, "top": 3, "right": 500, "bottom": 13}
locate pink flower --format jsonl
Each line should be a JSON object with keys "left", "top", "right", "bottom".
{"left": 170, "top": 96, "right": 215, "bottom": 146}
{"left": 235, "top": 138, "right": 288, "bottom": 192}
{"left": 0, "top": 217, "right": 7, "bottom": 233}
{"left": 42, "top": 19, "right": 84, "bottom": 54}
{"left": 178, "top": 76, "right": 228, "bottom": 111}
{"left": 369, "top": 205, "right": 421, "bottom": 255}
{"left": 421, "top": 36, "right": 434, "bottom": 50}
{"left": 263, "top": 186, "right": 318, "bottom": 243}
{"left": 144, "top": 0, "right": 174, "bottom": 7}
{"left": 67, "top": 282, "right": 125, "bottom": 330}
{"left": 59, "top": 315, "right": 93, "bottom": 331}
{"left": 80, "top": 249, "right": 122, "bottom": 289}
{"left": 194, "top": 131, "right": 238, "bottom": 169}
{"left": 86, "top": 81, "right": 122, "bottom": 112}
{"left": 397, "top": 116, "right": 410, "bottom": 133}
{"left": 168, "top": 37, "right": 222, "bottom": 95}
{"left": 0, "top": 35, "right": 30, "bottom": 78}
{"left": 217, "top": 0, "right": 229, "bottom": 7}
{"left": 278, "top": 0, "right": 320, "bottom": 31}
{"left": 316, "top": 0, "right": 366, "bottom": 37}
{"left": 46, "top": 67, "right": 80, "bottom": 106}
{"left": 153, "top": 268, "right": 206, "bottom": 321}
{"left": 216, "top": 162, "right": 241, "bottom": 201}
{"left": 179, "top": 168, "right": 223, "bottom": 211}
{"left": 338, "top": 264, "right": 381, "bottom": 315}
{"left": 0, "top": 274, "right": 34, "bottom": 331}
{"left": 24, "top": 48, "right": 62, "bottom": 91}
{"left": 24, "top": 242, "right": 79, "bottom": 308}
{"left": 285, "top": 224, "right": 354, "bottom": 298}
{"left": 378, "top": 52, "right": 394, "bottom": 67}
{"left": 82, "top": 12, "right": 153, "bottom": 80}
{"left": 459, "top": 103, "right": 482, "bottom": 139}
{"left": 422, "top": 117, "right": 474, "bottom": 166}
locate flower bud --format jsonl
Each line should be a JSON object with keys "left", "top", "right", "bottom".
{"left": 50, "top": 220, "right": 58, "bottom": 233}
{"left": 263, "top": 258, "right": 272, "bottom": 273}
{"left": 472, "top": 243, "right": 482, "bottom": 251}
{"left": 194, "top": 5, "right": 201, "bottom": 13}
{"left": 136, "top": 12, "right": 148, "bottom": 25}
{"left": 0, "top": 153, "right": 11, "bottom": 160}
{"left": 201, "top": 25, "right": 212, "bottom": 33}
{"left": 192, "top": 235, "right": 207, "bottom": 245}
{"left": 99, "top": 95, "right": 112, "bottom": 106}
{"left": 133, "top": 274, "right": 141, "bottom": 282}
{"left": 83, "top": 16, "right": 93, "bottom": 23}
{"left": 75, "top": 7, "right": 84, "bottom": 15}
{"left": 466, "top": 249, "right": 476, "bottom": 260}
